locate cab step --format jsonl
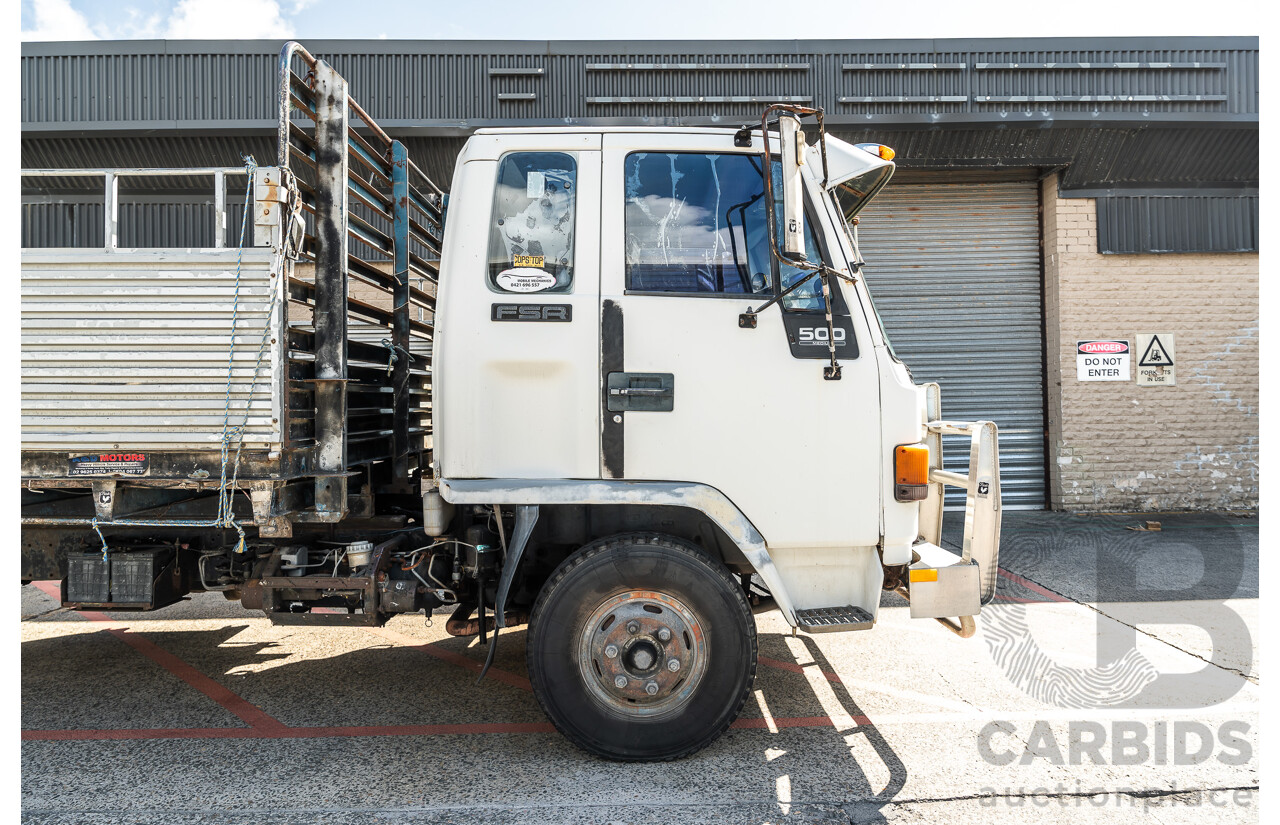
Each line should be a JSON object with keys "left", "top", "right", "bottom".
{"left": 794, "top": 605, "right": 874, "bottom": 633}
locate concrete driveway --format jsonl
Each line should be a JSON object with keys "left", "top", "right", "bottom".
{"left": 21, "top": 511, "right": 1258, "bottom": 824}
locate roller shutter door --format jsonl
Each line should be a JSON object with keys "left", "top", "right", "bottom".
{"left": 856, "top": 180, "right": 1046, "bottom": 508}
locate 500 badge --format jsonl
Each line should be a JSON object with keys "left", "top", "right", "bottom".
{"left": 796, "top": 327, "right": 847, "bottom": 345}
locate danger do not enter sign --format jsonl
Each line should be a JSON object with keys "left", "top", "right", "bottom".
{"left": 1077, "top": 340, "right": 1130, "bottom": 381}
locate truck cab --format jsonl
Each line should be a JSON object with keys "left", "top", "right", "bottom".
{"left": 439, "top": 126, "right": 920, "bottom": 616}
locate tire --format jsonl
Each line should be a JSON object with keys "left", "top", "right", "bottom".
{"left": 526, "top": 532, "right": 756, "bottom": 761}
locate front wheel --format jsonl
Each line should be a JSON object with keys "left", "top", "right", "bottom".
{"left": 526, "top": 533, "right": 757, "bottom": 761}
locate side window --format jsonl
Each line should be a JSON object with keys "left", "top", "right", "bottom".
{"left": 625, "top": 152, "right": 773, "bottom": 296}
{"left": 623, "top": 151, "right": 827, "bottom": 311}
{"left": 488, "top": 152, "right": 576, "bottom": 294}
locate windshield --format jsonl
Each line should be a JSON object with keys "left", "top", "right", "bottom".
{"left": 828, "top": 188, "right": 902, "bottom": 362}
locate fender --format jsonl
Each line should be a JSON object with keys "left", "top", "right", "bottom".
{"left": 438, "top": 478, "right": 800, "bottom": 626}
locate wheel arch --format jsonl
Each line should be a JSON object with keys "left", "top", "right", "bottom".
{"left": 438, "top": 478, "right": 799, "bottom": 625}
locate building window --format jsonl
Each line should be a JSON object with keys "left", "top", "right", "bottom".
{"left": 488, "top": 152, "right": 577, "bottom": 294}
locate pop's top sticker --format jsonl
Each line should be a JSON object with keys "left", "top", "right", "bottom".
{"left": 513, "top": 254, "right": 545, "bottom": 269}
{"left": 496, "top": 268, "right": 557, "bottom": 293}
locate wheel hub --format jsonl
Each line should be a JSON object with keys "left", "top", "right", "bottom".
{"left": 578, "top": 589, "right": 707, "bottom": 718}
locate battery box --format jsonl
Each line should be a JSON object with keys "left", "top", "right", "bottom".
{"left": 62, "top": 548, "right": 184, "bottom": 610}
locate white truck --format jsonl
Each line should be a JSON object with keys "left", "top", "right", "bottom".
{"left": 20, "top": 42, "right": 1001, "bottom": 761}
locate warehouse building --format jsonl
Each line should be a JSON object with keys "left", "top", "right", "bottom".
{"left": 20, "top": 36, "right": 1259, "bottom": 511}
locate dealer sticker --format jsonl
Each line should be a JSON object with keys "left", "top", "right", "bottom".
{"left": 68, "top": 453, "right": 150, "bottom": 476}
{"left": 496, "top": 268, "right": 557, "bottom": 293}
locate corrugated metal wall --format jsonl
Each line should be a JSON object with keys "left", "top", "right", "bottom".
{"left": 857, "top": 181, "right": 1046, "bottom": 507}
{"left": 1096, "top": 195, "right": 1259, "bottom": 253}
{"left": 20, "top": 38, "right": 1258, "bottom": 127}
{"left": 20, "top": 250, "right": 280, "bottom": 451}
{"left": 22, "top": 202, "right": 246, "bottom": 248}
{"left": 20, "top": 38, "right": 1258, "bottom": 196}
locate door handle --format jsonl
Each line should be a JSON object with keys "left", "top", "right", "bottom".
{"left": 606, "top": 372, "right": 674, "bottom": 412}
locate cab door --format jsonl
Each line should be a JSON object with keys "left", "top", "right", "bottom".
{"left": 599, "top": 132, "right": 882, "bottom": 551}
{"left": 436, "top": 133, "right": 602, "bottom": 479}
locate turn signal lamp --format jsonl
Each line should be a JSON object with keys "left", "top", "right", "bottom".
{"left": 856, "top": 143, "right": 896, "bottom": 161}
{"left": 894, "top": 444, "right": 929, "bottom": 502}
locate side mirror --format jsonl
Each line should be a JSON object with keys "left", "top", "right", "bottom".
{"left": 778, "top": 112, "right": 807, "bottom": 262}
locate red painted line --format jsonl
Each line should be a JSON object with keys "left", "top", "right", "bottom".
{"left": 286, "top": 722, "right": 557, "bottom": 737}
{"left": 732, "top": 714, "right": 872, "bottom": 730}
{"left": 29, "top": 581, "right": 285, "bottom": 732}
{"left": 102, "top": 628, "right": 287, "bottom": 732}
{"left": 22, "top": 721, "right": 557, "bottom": 742}
{"left": 27, "top": 581, "right": 873, "bottom": 744}
{"left": 758, "top": 655, "right": 842, "bottom": 683}
{"left": 992, "top": 594, "right": 1042, "bottom": 605}
{"left": 31, "top": 580, "right": 61, "bottom": 601}
{"left": 24, "top": 727, "right": 261, "bottom": 742}
{"left": 23, "top": 714, "right": 869, "bottom": 743}
{"left": 365, "top": 626, "right": 533, "bottom": 692}
{"left": 997, "top": 567, "right": 1068, "bottom": 603}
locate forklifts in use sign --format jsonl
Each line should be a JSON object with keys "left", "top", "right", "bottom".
{"left": 1136, "top": 333, "right": 1176, "bottom": 386}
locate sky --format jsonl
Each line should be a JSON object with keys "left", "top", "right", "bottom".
{"left": 19, "top": 0, "right": 1262, "bottom": 41}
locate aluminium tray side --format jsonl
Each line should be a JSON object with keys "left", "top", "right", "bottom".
{"left": 20, "top": 248, "right": 284, "bottom": 453}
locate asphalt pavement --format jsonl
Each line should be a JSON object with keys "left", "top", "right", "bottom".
{"left": 20, "top": 511, "right": 1259, "bottom": 824}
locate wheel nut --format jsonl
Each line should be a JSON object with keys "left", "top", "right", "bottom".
{"left": 645, "top": 681, "right": 659, "bottom": 696}
{"left": 626, "top": 621, "right": 640, "bottom": 634}
{"left": 604, "top": 644, "right": 618, "bottom": 659}
{"left": 614, "top": 675, "right": 628, "bottom": 689}
{"left": 667, "top": 658, "right": 680, "bottom": 672}
{"left": 657, "top": 627, "right": 672, "bottom": 642}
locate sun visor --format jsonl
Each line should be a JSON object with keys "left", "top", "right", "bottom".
{"left": 806, "top": 135, "right": 896, "bottom": 217}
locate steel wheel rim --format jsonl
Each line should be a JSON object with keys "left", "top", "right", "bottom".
{"left": 576, "top": 589, "right": 709, "bottom": 719}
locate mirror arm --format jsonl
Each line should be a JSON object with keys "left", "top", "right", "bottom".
{"left": 818, "top": 269, "right": 841, "bottom": 380}
{"left": 737, "top": 261, "right": 856, "bottom": 320}
{"left": 738, "top": 269, "right": 820, "bottom": 327}
{"left": 753, "top": 103, "right": 844, "bottom": 380}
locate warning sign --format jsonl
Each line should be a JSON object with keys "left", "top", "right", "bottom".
{"left": 1076, "top": 340, "right": 1130, "bottom": 381}
{"left": 1136, "top": 333, "right": 1176, "bottom": 386}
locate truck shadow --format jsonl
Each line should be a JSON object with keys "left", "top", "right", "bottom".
{"left": 22, "top": 608, "right": 907, "bottom": 822}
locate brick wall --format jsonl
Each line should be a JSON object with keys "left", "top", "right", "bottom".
{"left": 1042, "top": 173, "right": 1259, "bottom": 512}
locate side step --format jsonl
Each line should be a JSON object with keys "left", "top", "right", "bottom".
{"left": 794, "top": 605, "right": 874, "bottom": 633}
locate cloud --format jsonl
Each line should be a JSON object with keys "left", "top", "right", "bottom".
{"left": 22, "top": 0, "right": 301, "bottom": 41}
{"left": 21, "top": 0, "right": 98, "bottom": 41}
{"left": 166, "top": 0, "right": 295, "bottom": 38}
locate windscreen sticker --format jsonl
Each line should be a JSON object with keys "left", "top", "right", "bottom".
{"left": 513, "top": 254, "right": 545, "bottom": 269}
{"left": 68, "top": 453, "right": 149, "bottom": 476}
{"left": 496, "top": 268, "right": 557, "bottom": 293}
{"left": 526, "top": 171, "right": 546, "bottom": 199}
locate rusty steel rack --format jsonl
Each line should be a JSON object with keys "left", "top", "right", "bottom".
{"left": 21, "top": 41, "right": 445, "bottom": 549}
{"left": 275, "top": 40, "right": 443, "bottom": 518}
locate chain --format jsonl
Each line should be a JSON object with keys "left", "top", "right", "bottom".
{"left": 85, "top": 155, "right": 278, "bottom": 559}
{"left": 381, "top": 338, "right": 415, "bottom": 376}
